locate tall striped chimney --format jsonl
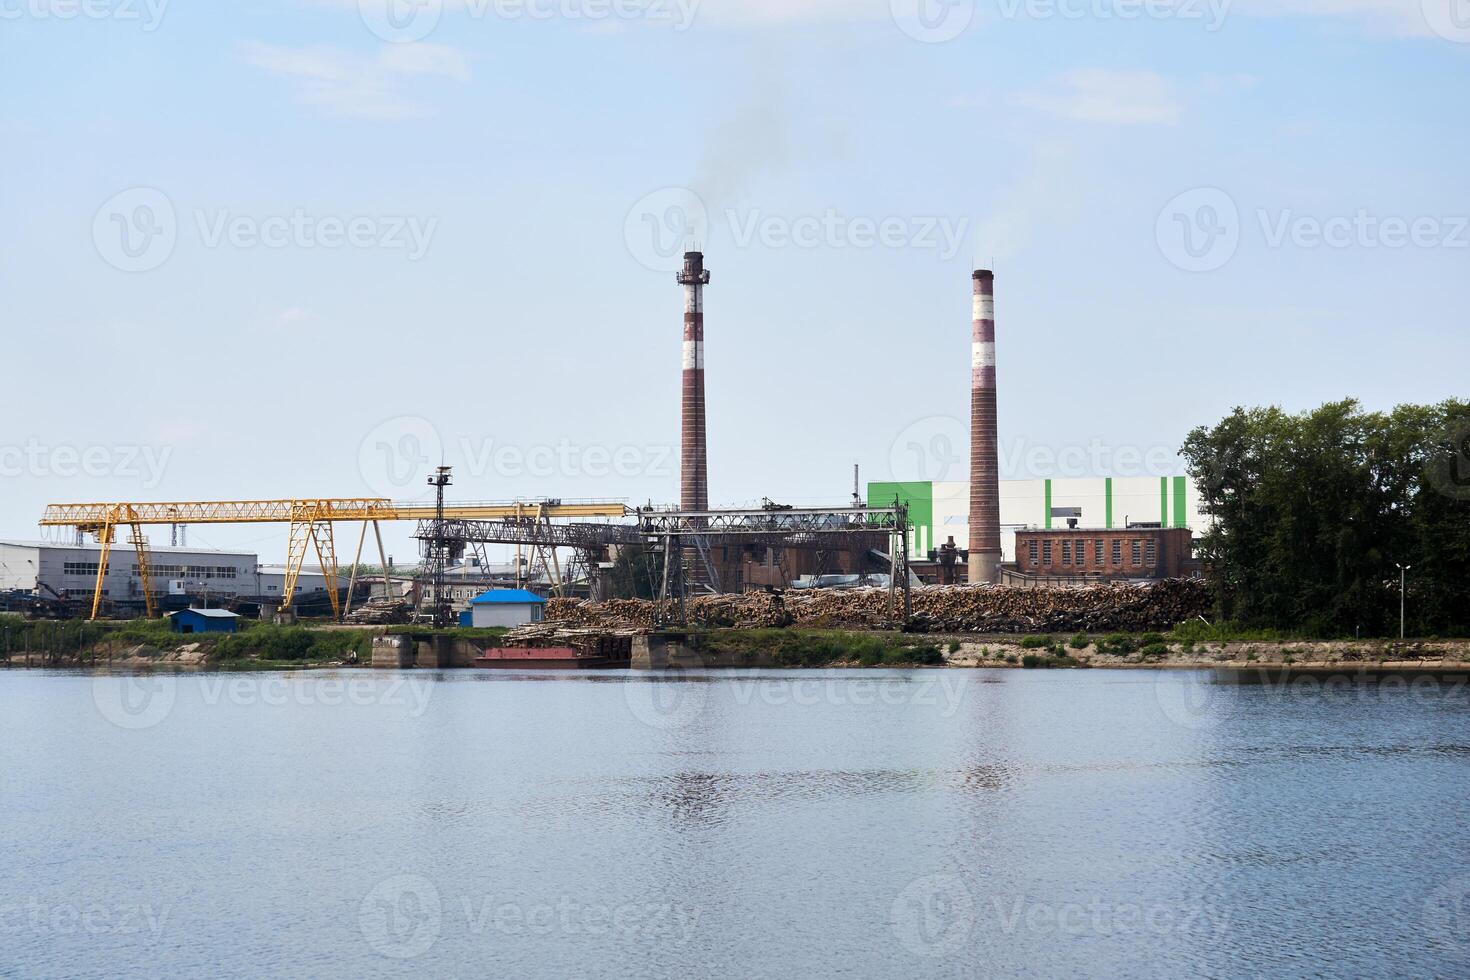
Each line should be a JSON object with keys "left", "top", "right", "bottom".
{"left": 969, "top": 269, "right": 1002, "bottom": 584}
{"left": 677, "top": 251, "right": 711, "bottom": 513}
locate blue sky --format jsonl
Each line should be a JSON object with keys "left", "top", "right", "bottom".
{"left": 2, "top": 0, "right": 1467, "bottom": 561}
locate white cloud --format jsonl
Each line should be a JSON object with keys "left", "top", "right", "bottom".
{"left": 1013, "top": 69, "right": 1183, "bottom": 126}
{"left": 240, "top": 42, "right": 470, "bottom": 119}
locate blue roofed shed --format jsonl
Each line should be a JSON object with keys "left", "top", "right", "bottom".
{"left": 168, "top": 608, "right": 242, "bottom": 635}
{"left": 469, "top": 589, "right": 547, "bottom": 628}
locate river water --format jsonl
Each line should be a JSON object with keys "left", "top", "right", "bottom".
{"left": 2, "top": 667, "right": 1468, "bottom": 978}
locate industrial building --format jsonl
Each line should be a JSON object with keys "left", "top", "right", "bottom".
{"left": 868, "top": 476, "right": 1205, "bottom": 582}
{"left": 0, "top": 540, "right": 341, "bottom": 611}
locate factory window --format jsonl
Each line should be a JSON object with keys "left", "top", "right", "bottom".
{"left": 1131, "top": 541, "right": 1142, "bottom": 565}
{"left": 1145, "top": 540, "right": 1157, "bottom": 565}
{"left": 1095, "top": 540, "right": 1105, "bottom": 564}
{"left": 62, "top": 562, "right": 106, "bottom": 576}
{"left": 1041, "top": 540, "right": 1052, "bottom": 565}
{"left": 1076, "top": 540, "right": 1086, "bottom": 565}
{"left": 1112, "top": 540, "right": 1122, "bottom": 565}
{"left": 1028, "top": 541, "right": 1039, "bottom": 565}
{"left": 1061, "top": 541, "right": 1071, "bottom": 565}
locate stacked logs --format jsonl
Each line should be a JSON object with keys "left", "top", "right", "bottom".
{"left": 546, "top": 580, "right": 1211, "bottom": 634}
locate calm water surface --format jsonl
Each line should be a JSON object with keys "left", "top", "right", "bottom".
{"left": 2, "top": 667, "right": 1468, "bottom": 978}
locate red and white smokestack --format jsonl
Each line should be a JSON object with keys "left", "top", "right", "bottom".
{"left": 678, "top": 251, "right": 711, "bottom": 513}
{"left": 969, "top": 269, "right": 1002, "bottom": 584}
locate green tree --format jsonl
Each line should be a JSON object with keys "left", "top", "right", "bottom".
{"left": 1182, "top": 399, "right": 1470, "bottom": 636}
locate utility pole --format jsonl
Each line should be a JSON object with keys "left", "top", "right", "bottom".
{"left": 426, "top": 466, "right": 454, "bottom": 628}
{"left": 1396, "top": 563, "right": 1411, "bottom": 640}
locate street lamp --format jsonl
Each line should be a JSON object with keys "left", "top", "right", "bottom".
{"left": 1396, "top": 563, "right": 1412, "bottom": 640}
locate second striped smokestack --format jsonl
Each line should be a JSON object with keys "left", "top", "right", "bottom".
{"left": 969, "top": 269, "right": 1002, "bottom": 584}
{"left": 678, "top": 251, "right": 711, "bottom": 513}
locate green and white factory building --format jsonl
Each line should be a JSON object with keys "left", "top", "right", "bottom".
{"left": 868, "top": 477, "right": 1204, "bottom": 561}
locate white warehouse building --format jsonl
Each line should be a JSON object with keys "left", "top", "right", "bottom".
{"left": 0, "top": 540, "right": 339, "bottom": 606}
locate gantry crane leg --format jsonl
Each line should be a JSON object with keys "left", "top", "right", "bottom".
{"left": 128, "top": 520, "right": 155, "bottom": 619}
{"left": 90, "top": 521, "right": 114, "bottom": 621}
{"left": 310, "top": 521, "right": 341, "bottom": 620}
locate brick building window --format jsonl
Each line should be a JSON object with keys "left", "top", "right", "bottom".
{"left": 1029, "top": 541, "right": 1039, "bottom": 565}
{"left": 1112, "top": 540, "right": 1122, "bottom": 565}
{"left": 1075, "top": 540, "right": 1085, "bottom": 564}
{"left": 1095, "top": 540, "right": 1105, "bottom": 563}
{"left": 1042, "top": 540, "right": 1052, "bottom": 565}
{"left": 1131, "top": 541, "right": 1142, "bottom": 565}
{"left": 1061, "top": 540, "right": 1071, "bottom": 565}
{"left": 1145, "top": 540, "right": 1157, "bottom": 565}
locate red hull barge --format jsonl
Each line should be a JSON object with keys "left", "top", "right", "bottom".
{"left": 474, "top": 638, "right": 632, "bottom": 670}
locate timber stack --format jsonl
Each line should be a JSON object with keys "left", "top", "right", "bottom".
{"left": 545, "top": 580, "right": 1211, "bottom": 634}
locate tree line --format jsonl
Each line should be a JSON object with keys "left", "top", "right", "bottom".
{"left": 1182, "top": 399, "right": 1470, "bottom": 637}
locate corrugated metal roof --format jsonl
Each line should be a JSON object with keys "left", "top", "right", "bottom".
{"left": 469, "top": 589, "right": 547, "bottom": 605}
{"left": 167, "top": 608, "right": 241, "bottom": 619}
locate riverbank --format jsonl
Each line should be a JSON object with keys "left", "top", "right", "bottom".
{"left": 4, "top": 618, "right": 1468, "bottom": 673}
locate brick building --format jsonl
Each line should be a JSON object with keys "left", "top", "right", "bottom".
{"left": 1010, "top": 527, "right": 1197, "bottom": 583}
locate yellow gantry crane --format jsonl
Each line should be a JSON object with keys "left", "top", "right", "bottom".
{"left": 38, "top": 498, "right": 629, "bottom": 621}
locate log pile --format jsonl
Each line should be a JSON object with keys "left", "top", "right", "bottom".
{"left": 545, "top": 580, "right": 1212, "bottom": 634}
{"left": 342, "top": 597, "right": 413, "bottom": 626}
